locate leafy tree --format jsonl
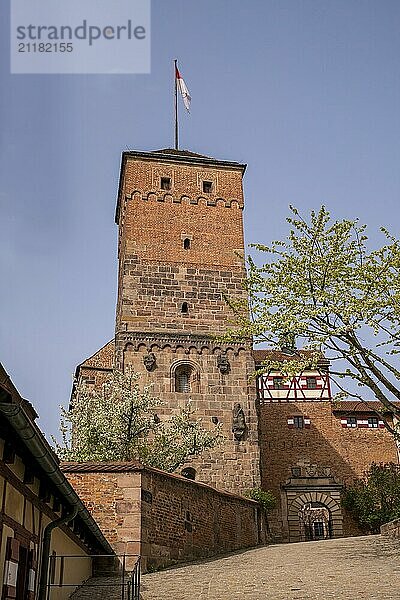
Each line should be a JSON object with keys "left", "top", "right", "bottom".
{"left": 226, "top": 206, "right": 400, "bottom": 432}
{"left": 342, "top": 463, "right": 400, "bottom": 533}
{"left": 54, "top": 368, "right": 223, "bottom": 472}
{"left": 244, "top": 487, "right": 276, "bottom": 512}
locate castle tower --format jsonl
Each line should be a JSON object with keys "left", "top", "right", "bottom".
{"left": 114, "top": 148, "right": 260, "bottom": 493}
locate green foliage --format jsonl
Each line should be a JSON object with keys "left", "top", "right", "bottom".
{"left": 342, "top": 463, "right": 400, "bottom": 533}
{"left": 245, "top": 487, "right": 276, "bottom": 512}
{"left": 226, "top": 206, "right": 400, "bottom": 430}
{"left": 54, "top": 368, "right": 223, "bottom": 472}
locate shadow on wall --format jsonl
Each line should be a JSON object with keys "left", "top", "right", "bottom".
{"left": 257, "top": 402, "right": 398, "bottom": 541}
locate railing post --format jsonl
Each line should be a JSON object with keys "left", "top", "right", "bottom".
{"left": 137, "top": 556, "right": 141, "bottom": 600}
{"left": 121, "top": 553, "right": 126, "bottom": 600}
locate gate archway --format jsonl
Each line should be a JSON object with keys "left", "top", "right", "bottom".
{"left": 299, "top": 501, "right": 331, "bottom": 541}
{"left": 286, "top": 490, "right": 343, "bottom": 542}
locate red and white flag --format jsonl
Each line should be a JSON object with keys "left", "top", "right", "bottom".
{"left": 176, "top": 66, "right": 191, "bottom": 112}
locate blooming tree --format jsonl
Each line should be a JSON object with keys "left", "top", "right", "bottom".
{"left": 225, "top": 206, "right": 400, "bottom": 433}
{"left": 55, "top": 368, "right": 223, "bottom": 472}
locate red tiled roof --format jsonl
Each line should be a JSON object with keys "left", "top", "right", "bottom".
{"left": 253, "top": 349, "right": 325, "bottom": 363}
{"left": 61, "top": 461, "right": 142, "bottom": 473}
{"left": 79, "top": 339, "right": 115, "bottom": 370}
{"left": 332, "top": 401, "right": 400, "bottom": 413}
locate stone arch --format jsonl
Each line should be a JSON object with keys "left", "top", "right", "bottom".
{"left": 170, "top": 359, "right": 201, "bottom": 393}
{"left": 122, "top": 343, "right": 135, "bottom": 371}
{"left": 287, "top": 491, "right": 343, "bottom": 542}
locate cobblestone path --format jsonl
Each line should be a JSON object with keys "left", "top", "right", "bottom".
{"left": 141, "top": 535, "right": 400, "bottom": 600}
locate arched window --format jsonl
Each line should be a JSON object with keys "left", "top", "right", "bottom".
{"left": 181, "top": 467, "right": 196, "bottom": 480}
{"left": 175, "top": 365, "right": 192, "bottom": 393}
{"left": 172, "top": 361, "right": 200, "bottom": 394}
{"left": 183, "top": 238, "right": 191, "bottom": 250}
{"left": 181, "top": 302, "right": 188, "bottom": 314}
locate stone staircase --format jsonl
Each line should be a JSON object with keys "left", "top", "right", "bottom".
{"left": 69, "top": 576, "right": 129, "bottom": 599}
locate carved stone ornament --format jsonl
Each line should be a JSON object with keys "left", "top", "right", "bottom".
{"left": 143, "top": 352, "right": 156, "bottom": 372}
{"left": 232, "top": 402, "right": 246, "bottom": 441}
{"left": 217, "top": 352, "right": 230, "bottom": 374}
{"left": 304, "top": 464, "right": 318, "bottom": 478}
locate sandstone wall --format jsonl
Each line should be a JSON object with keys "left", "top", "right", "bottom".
{"left": 63, "top": 462, "right": 265, "bottom": 572}
{"left": 111, "top": 151, "right": 261, "bottom": 495}
{"left": 258, "top": 401, "right": 398, "bottom": 539}
{"left": 381, "top": 518, "right": 400, "bottom": 539}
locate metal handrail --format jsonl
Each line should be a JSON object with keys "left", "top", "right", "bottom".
{"left": 45, "top": 553, "right": 141, "bottom": 600}
{"left": 127, "top": 556, "right": 141, "bottom": 600}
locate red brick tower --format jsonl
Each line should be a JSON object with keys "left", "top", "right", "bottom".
{"left": 113, "top": 148, "right": 260, "bottom": 493}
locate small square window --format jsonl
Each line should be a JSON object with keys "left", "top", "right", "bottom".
{"left": 347, "top": 417, "right": 357, "bottom": 428}
{"left": 161, "top": 177, "right": 171, "bottom": 191}
{"left": 306, "top": 376, "right": 317, "bottom": 389}
{"left": 202, "top": 181, "right": 212, "bottom": 194}
{"left": 293, "top": 416, "right": 304, "bottom": 429}
{"left": 273, "top": 377, "right": 284, "bottom": 390}
{"left": 291, "top": 466, "right": 301, "bottom": 477}
{"left": 368, "top": 417, "right": 379, "bottom": 428}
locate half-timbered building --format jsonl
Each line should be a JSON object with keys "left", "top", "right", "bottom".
{"left": 0, "top": 364, "right": 113, "bottom": 599}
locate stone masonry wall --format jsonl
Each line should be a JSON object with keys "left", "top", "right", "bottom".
{"left": 122, "top": 342, "right": 260, "bottom": 494}
{"left": 116, "top": 155, "right": 246, "bottom": 335}
{"left": 140, "top": 467, "right": 265, "bottom": 571}
{"left": 381, "top": 518, "right": 400, "bottom": 539}
{"left": 63, "top": 467, "right": 142, "bottom": 558}
{"left": 63, "top": 463, "right": 264, "bottom": 572}
{"left": 258, "top": 402, "right": 398, "bottom": 539}
{"left": 111, "top": 152, "right": 261, "bottom": 496}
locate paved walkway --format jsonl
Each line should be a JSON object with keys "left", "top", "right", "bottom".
{"left": 141, "top": 535, "right": 400, "bottom": 600}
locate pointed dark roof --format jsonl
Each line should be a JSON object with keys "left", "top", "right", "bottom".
{"left": 153, "top": 148, "right": 212, "bottom": 159}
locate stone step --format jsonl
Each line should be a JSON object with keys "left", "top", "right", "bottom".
{"left": 69, "top": 576, "right": 131, "bottom": 600}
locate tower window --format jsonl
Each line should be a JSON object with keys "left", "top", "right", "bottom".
{"left": 183, "top": 238, "right": 191, "bottom": 250}
{"left": 160, "top": 177, "right": 171, "bottom": 190}
{"left": 175, "top": 365, "right": 192, "bottom": 393}
{"left": 347, "top": 417, "right": 357, "bottom": 428}
{"left": 181, "top": 302, "right": 188, "bottom": 314}
{"left": 202, "top": 181, "right": 212, "bottom": 194}
{"left": 368, "top": 417, "right": 379, "bottom": 428}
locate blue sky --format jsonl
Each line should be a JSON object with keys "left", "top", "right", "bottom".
{"left": 1, "top": 0, "right": 399, "bottom": 439}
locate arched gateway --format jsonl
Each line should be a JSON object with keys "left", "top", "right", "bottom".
{"left": 282, "top": 476, "right": 343, "bottom": 542}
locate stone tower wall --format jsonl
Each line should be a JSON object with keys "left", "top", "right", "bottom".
{"left": 116, "top": 155, "right": 246, "bottom": 335}
{"left": 113, "top": 151, "right": 260, "bottom": 494}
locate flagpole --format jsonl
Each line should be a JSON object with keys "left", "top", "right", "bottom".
{"left": 174, "top": 59, "right": 179, "bottom": 150}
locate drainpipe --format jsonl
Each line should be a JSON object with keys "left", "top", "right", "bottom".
{"left": 38, "top": 504, "right": 79, "bottom": 600}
